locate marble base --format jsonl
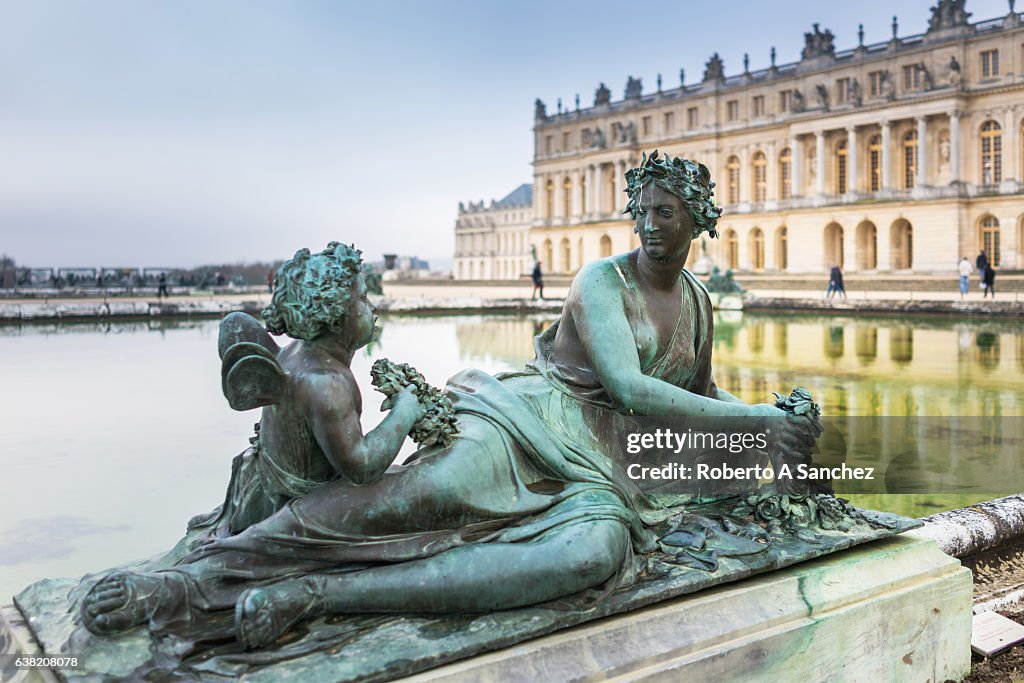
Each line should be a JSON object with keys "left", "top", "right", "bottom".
{"left": 409, "top": 535, "right": 972, "bottom": 682}
{"left": 3, "top": 534, "right": 969, "bottom": 683}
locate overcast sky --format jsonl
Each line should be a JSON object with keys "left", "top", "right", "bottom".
{"left": 0, "top": 0, "right": 1011, "bottom": 268}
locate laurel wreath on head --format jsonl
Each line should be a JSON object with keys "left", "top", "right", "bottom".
{"left": 623, "top": 150, "right": 723, "bottom": 239}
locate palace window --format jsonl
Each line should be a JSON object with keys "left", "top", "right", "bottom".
{"left": 981, "top": 49, "right": 1000, "bottom": 79}
{"left": 580, "top": 173, "right": 587, "bottom": 214}
{"left": 545, "top": 135, "right": 553, "bottom": 155}
{"left": 726, "top": 156, "right": 741, "bottom": 204}
{"left": 663, "top": 111, "right": 675, "bottom": 133}
{"left": 727, "top": 100, "right": 739, "bottom": 121}
{"left": 562, "top": 177, "right": 572, "bottom": 218}
{"left": 725, "top": 229, "right": 739, "bottom": 269}
{"left": 642, "top": 116, "right": 652, "bottom": 136}
{"left": 836, "top": 78, "right": 851, "bottom": 104}
{"left": 779, "top": 148, "right": 792, "bottom": 199}
{"left": 868, "top": 134, "right": 881, "bottom": 192}
{"left": 868, "top": 71, "right": 884, "bottom": 98}
{"left": 902, "top": 64, "right": 922, "bottom": 91}
{"left": 752, "top": 152, "right": 767, "bottom": 203}
{"left": 562, "top": 131, "right": 571, "bottom": 150}
{"left": 749, "top": 228, "right": 765, "bottom": 271}
{"left": 836, "top": 140, "right": 848, "bottom": 194}
{"left": 776, "top": 226, "right": 788, "bottom": 270}
{"left": 903, "top": 130, "right": 918, "bottom": 189}
{"left": 687, "top": 107, "right": 699, "bottom": 128}
{"left": 980, "top": 215, "right": 1001, "bottom": 267}
{"left": 779, "top": 90, "right": 792, "bottom": 113}
{"left": 980, "top": 120, "right": 1002, "bottom": 186}
{"left": 545, "top": 179, "right": 554, "bottom": 219}
{"left": 752, "top": 95, "right": 765, "bottom": 117}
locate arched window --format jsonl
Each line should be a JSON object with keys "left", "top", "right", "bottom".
{"left": 778, "top": 148, "right": 792, "bottom": 200}
{"left": 562, "top": 177, "right": 572, "bottom": 218}
{"left": 580, "top": 172, "right": 588, "bottom": 214}
{"left": 599, "top": 234, "right": 612, "bottom": 258}
{"left": 749, "top": 228, "right": 765, "bottom": 271}
{"left": 725, "top": 229, "right": 739, "bottom": 269}
{"left": 545, "top": 179, "right": 555, "bottom": 219}
{"left": 836, "top": 140, "right": 848, "bottom": 194}
{"left": 980, "top": 120, "right": 1002, "bottom": 186}
{"left": 542, "top": 239, "right": 553, "bottom": 272}
{"left": 903, "top": 130, "right": 918, "bottom": 189}
{"left": 726, "top": 156, "right": 740, "bottom": 204}
{"left": 752, "top": 152, "right": 767, "bottom": 203}
{"left": 824, "top": 222, "right": 844, "bottom": 269}
{"left": 856, "top": 221, "right": 878, "bottom": 270}
{"left": 891, "top": 219, "right": 913, "bottom": 270}
{"left": 560, "top": 237, "right": 571, "bottom": 273}
{"left": 577, "top": 237, "right": 584, "bottom": 269}
{"left": 868, "top": 134, "right": 881, "bottom": 192}
{"left": 980, "top": 215, "right": 1001, "bottom": 267}
{"left": 776, "top": 226, "right": 788, "bottom": 270}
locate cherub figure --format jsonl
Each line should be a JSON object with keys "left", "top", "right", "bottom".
{"left": 81, "top": 242, "right": 427, "bottom": 634}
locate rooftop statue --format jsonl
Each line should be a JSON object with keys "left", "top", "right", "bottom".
{"left": 703, "top": 53, "right": 725, "bottom": 82}
{"left": 17, "top": 153, "right": 917, "bottom": 681}
{"left": 801, "top": 23, "right": 836, "bottom": 60}
{"left": 594, "top": 82, "right": 611, "bottom": 106}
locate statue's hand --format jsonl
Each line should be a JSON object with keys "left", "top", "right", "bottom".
{"left": 392, "top": 385, "right": 427, "bottom": 422}
{"left": 749, "top": 403, "right": 818, "bottom": 454}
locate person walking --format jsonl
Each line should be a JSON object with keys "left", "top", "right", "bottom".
{"left": 983, "top": 264, "right": 996, "bottom": 299}
{"left": 827, "top": 264, "right": 846, "bottom": 300}
{"left": 531, "top": 261, "right": 544, "bottom": 300}
{"left": 958, "top": 257, "right": 972, "bottom": 300}
{"left": 157, "top": 273, "right": 170, "bottom": 299}
{"left": 976, "top": 250, "right": 989, "bottom": 292}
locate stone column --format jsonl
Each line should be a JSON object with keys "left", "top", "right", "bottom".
{"left": 815, "top": 131, "right": 826, "bottom": 196}
{"left": 881, "top": 121, "right": 892, "bottom": 191}
{"left": 1004, "top": 107, "right": 1019, "bottom": 184}
{"left": 585, "top": 166, "right": 595, "bottom": 214}
{"left": 553, "top": 174, "right": 564, "bottom": 219}
{"left": 847, "top": 125, "right": 858, "bottom": 194}
{"left": 739, "top": 147, "right": 751, "bottom": 203}
{"left": 613, "top": 161, "right": 625, "bottom": 212}
{"left": 949, "top": 111, "right": 961, "bottom": 184}
{"left": 790, "top": 135, "right": 802, "bottom": 198}
{"left": 571, "top": 169, "right": 582, "bottom": 219}
{"left": 916, "top": 116, "right": 928, "bottom": 188}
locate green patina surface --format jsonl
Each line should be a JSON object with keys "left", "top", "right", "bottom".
{"left": 16, "top": 503, "right": 918, "bottom": 682}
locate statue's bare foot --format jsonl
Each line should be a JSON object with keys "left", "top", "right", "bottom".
{"left": 235, "top": 578, "right": 322, "bottom": 650}
{"left": 80, "top": 572, "right": 161, "bottom": 635}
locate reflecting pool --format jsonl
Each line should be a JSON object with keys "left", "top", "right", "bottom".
{"left": 1, "top": 311, "right": 1021, "bottom": 598}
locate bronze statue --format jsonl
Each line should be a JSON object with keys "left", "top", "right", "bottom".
{"left": 64, "top": 153, "right": 910, "bottom": 676}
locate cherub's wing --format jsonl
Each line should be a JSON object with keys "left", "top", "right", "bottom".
{"left": 218, "top": 312, "right": 280, "bottom": 360}
{"left": 218, "top": 313, "right": 286, "bottom": 411}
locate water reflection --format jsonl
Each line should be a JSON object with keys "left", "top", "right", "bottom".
{"left": 2, "top": 312, "right": 1023, "bottom": 598}
{"left": 710, "top": 313, "right": 1024, "bottom": 417}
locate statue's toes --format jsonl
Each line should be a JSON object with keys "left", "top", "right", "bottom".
{"left": 236, "top": 589, "right": 276, "bottom": 650}
{"left": 80, "top": 573, "right": 145, "bottom": 635}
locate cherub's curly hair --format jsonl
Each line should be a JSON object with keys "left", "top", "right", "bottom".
{"left": 262, "top": 242, "right": 363, "bottom": 340}
{"left": 623, "top": 150, "right": 723, "bottom": 239}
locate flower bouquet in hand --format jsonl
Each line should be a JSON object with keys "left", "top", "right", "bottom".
{"left": 370, "top": 359, "right": 459, "bottom": 448}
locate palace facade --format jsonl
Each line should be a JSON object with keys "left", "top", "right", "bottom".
{"left": 530, "top": 0, "right": 1024, "bottom": 276}
{"left": 454, "top": 183, "right": 533, "bottom": 280}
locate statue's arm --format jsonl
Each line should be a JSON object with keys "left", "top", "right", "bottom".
{"left": 571, "top": 263, "right": 752, "bottom": 418}
{"left": 300, "top": 375, "right": 422, "bottom": 485}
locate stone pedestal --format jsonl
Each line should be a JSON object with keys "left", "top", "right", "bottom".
{"left": 3, "top": 536, "right": 969, "bottom": 682}
{"left": 408, "top": 535, "right": 971, "bottom": 683}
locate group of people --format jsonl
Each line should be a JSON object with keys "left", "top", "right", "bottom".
{"left": 959, "top": 250, "right": 996, "bottom": 299}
